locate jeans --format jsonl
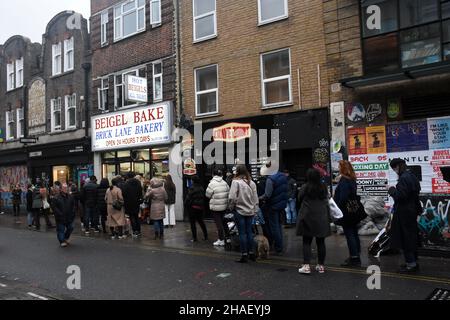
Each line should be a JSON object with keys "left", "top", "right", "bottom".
{"left": 164, "top": 204, "right": 176, "bottom": 226}
{"left": 13, "top": 203, "right": 20, "bottom": 216}
{"left": 189, "top": 208, "right": 208, "bottom": 241}
{"left": 129, "top": 213, "right": 141, "bottom": 234}
{"left": 57, "top": 222, "right": 74, "bottom": 243}
{"left": 84, "top": 207, "right": 99, "bottom": 231}
{"left": 303, "top": 237, "right": 326, "bottom": 265}
{"left": 153, "top": 219, "right": 164, "bottom": 236}
{"left": 268, "top": 209, "right": 284, "bottom": 253}
{"left": 285, "top": 198, "right": 297, "bottom": 224}
{"left": 27, "top": 211, "right": 34, "bottom": 226}
{"left": 212, "top": 210, "right": 229, "bottom": 241}
{"left": 343, "top": 225, "right": 361, "bottom": 258}
{"left": 234, "top": 212, "right": 255, "bottom": 255}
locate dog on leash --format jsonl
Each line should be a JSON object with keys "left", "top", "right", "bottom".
{"left": 254, "top": 235, "right": 270, "bottom": 259}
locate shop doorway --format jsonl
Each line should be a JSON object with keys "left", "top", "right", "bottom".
{"left": 282, "top": 148, "right": 312, "bottom": 185}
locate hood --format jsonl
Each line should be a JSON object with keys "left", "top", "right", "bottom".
{"left": 213, "top": 176, "right": 224, "bottom": 182}
{"left": 150, "top": 178, "right": 163, "bottom": 188}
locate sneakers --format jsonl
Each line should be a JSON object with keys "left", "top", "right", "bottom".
{"left": 315, "top": 265, "right": 325, "bottom": 273}
{"left": 60, "top": 242, "right": 68, "bottom": 248}
{"left": 213, "top": 239, "right": 225, "bottom": 246}
{"left": 398, "top": 264, "right": 420, "bottom": 274}
{"left": 298, "top": 264, "right": 311, "bottom": 274}
{"left": 249, "top": 253, "right": 257, "bottom": 262}
{"left": 94, "top": 229, "right": 100, "bottom": 233}
{"left": 85, "top": 231, "right": 90, "bottom": 235}
{"left": 236, "top": 255, "right": 248, "bottom": 263}
{"left": 341, "top": 257, "right": 362, "bottom": 267}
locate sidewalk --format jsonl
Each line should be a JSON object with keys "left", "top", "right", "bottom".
{"left": 1, "top": 209, "right": 449, "bottom": 279}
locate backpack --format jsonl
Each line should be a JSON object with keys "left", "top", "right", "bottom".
{"left": 32, "top": 189, "right": 43, "bottom": 209}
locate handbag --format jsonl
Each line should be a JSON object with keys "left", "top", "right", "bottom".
{"left": 43, "top": 199, "right": 51, "bottom": 210}
{"left": 112, "top": 199, "right": 124, "bottom": 211}
{"left": 329, "top": 198, "right": 343, "bottom": 221}
{"left": 345, "top": 194, "right": 367, "bottom": 224}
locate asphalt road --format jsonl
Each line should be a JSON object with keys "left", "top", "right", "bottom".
{"left": 1, "top": 226, "right": 449, "bottom": 300}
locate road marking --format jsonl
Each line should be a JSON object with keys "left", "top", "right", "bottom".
{"left": 0, "top": 283, "right": 6, "bottom": 287}
{"left": 27, "top": 292, "right": 49, "bottom": 300}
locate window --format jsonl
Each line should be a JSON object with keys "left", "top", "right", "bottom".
{"left": 16, "top": 109, "right": 24, "bottom": 138}
{"left": 400, "top": 0, "right": 438, "bottom": 28}
{"left": 193, "top": 0, "right": 216, "bottom": 42}
{"left": 52, "top": 42, "right": 62, "bottom": 76}
{"left": 258, "top": 0, "right": 288, "bottom": 25}
{"left": 400, "top": 23, "right": 441, "bottom": 68}
{"left": 195, "top": 65, "right": 218, "bottom": 116}
{"left": 6, "top": 111, "right": 14, "bottom": 140}
{"left": 361, "top": 0, "right": 398, "bottom": 37}
{"left": 150, "top": 0, "right": 162, "bottom": 25}
{"left": 101, "top": 11, "right": 109, "bottom": 46}
{"left": 261, "top": 48, "right": 292, "bottom": 108}
{"left": 115, "top": 68, "right": 146, "bottom": 109}
{"left": 114, "top": 0, "right": 146, "bottom": 41}
{"left": 153, "top": 61, "right": 163, "bottom": 102}
{"left": 65, "top": 94, "right": 77, "bottom": 129}
{"left": 363, "top": 33, "right": 400, "bottom": 74}
{"left": 7, "top": 62, "right": 15, "bottom": 91}
{"left": 98, "top": 78, "right": 109, "bottom": 111}
{"left": 51, "top": 98, "right": 62, "bottom": 132}
{"left": 64, "top": 37, "right": 74, "bottom": 72}
{"left": 15, "top": 57, "right": 23, "bottom": 88}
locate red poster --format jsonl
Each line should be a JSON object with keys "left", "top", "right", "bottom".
{"left": 431, "top": 149, "right": 450, "bottom": 194}
{"left": 347, "top": 128, "right": 367, "bottom": 155}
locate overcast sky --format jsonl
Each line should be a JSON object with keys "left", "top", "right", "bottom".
{"left": 0, "top": 1, "right": 90, "bottom": 44}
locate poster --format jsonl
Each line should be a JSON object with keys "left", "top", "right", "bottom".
{"left": 365, "top": 103, "right": 385, "bottom": 124}
{"left": 430, "top": 149, "right": 450, "bottom": 194}
{"left": 366, "top": 126, "right": 387, "bottom": 154}
{"left": 388, "top": 151, "right": 433, "bottom": 193}
{"left": 428, "top": 116, "right": 450, "bottom": 150}
{"left": 330, "top": 102, "right": 346, "bottom": 153}
{"left": 386, "top": 121, "right": 428, "bottom": 152}
{"left": 347, "top": 127, "right": 367, "bottom": 155}
{"left": 346, "top": 103, "right": 366, "bottom": 125}
{"left": 349, "top": 154, "right": 389, "bottom": 199}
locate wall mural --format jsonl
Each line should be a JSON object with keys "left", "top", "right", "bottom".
{"left": 28, "top": 78, "right": 46, "bottom": 135}
{"left": 418, "top": 196, "right": 450, "bottom": 248}
{"left": 0, "top": 166, "right": 28, "bottom": 205}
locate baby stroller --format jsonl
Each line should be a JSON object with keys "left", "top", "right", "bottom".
{"left": 368, "top": 211, "right": 398, "bottom": 257}
{"left": 223, "top": 209, "right": 265, "bottom": 252}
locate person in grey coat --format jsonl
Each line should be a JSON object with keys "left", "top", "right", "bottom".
{"left": 296, "top": 168, "right": 331, "bottom": 274}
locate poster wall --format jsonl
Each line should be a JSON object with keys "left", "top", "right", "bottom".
{"left": 349, "top": 154, "right": 389, "bottom": 200}
{"left": 347, "top": 127, "right": 367, "bottom": 155}
{"left": 386, "top": 121, "right": 428, "bottom": 152}
{"left": 428, "top": 116, "right": 450, "bottom": 150}
{"left": 366, "top": 126, "right": 387, "bottom": 154}
{"left": 430, "top": 149, "right": 450, "bottom": 194}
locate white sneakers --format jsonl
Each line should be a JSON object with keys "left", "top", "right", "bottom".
{"left": 213, "top": 239, "right": 225, "bottom": 246}
{"left": 298, "top": 264, "right": 325, "bottom": 274}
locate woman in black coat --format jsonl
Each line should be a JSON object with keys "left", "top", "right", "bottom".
{"left": 297, "top": 168, "right": 331, "bottom": 274}
{"left": 388, "top": 158, "right": 422, "bottom": 273}
{"left": 97, "top": 178, "right": 110, "bottom": 233}
{"left": 184, "top": 176, "right": 208, "bottom": 242}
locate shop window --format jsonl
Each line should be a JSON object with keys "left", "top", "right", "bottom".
{"left": 15, "top": 57, "right": 23, "bottom": 88}
{"left": 7, "top": 62, "right": 15, "bottom": 91}
{"left": 443, "top": 2, "right": 450, "bottom": 19}
{"left": 52, "top": 42, "right": 62, "bottom": 76}
{"left": 117, "top": 150, "right": 131, "bottom": 158}
{"left": 53, "top": 166, "right": 69, "bottom": 184}
{"left": 65, "top": 94, "right": 77, "bottom": 129}
{"left": 5, "top": 111, "right": 14, "bottom": 140}
{"left": 261, "top": 48, "right": 292, "bottom": 108}
{"left": 151, "top": 148, "right": 169, "bottom": 160}
{"left": 258, "top": 0, "right": 288, "bottom": 25}
{"left": 444, "top": 44, "right": 450, "bottom": 60}
{"left": 101, "top": 11, "right": 109, "bottom": 46}
{"left": 400, "top": 23, "right": 441, "bottom": 68}
{"left": 132, "top": 149, "right": 150, "bottom": 160}
{"left": 150, "top": 0, "right": 162, "bottom": 25}
{"left": 120, "top": 162, "right": 132, "bottom": 175}
{"left": 64, "top": 37, "right": 74, "bottom": 72}
{"left": 363, "top": 33, "right": 400, "bottom": 74}
{"left": 193, "top": 0, "right": 216, "bottom": 42}
{"left": 51, "top": 98, "right": 62, "bottom": 132}
{"left": 16, "top": 108, "right": 24, "bottom": 138}
{"left": 443, "top": 19, "right": 450, "bottom": 42}
{"left": 361, "top": 0, "right": 398, "bottom": 37}
{"left": 103, "top": 152, "right": 116, "bottom": 159}
{"left": 114, "top": 0, "right": 146, "bottom": 42}
{"left": 400, "top": 0, "right": 439, "bottom": 28}
{"left": 153, "top": 61, "right": 163, "bottom": 102}
{"left": 98, "top": 78, "right": 109, "bottom": 111}
{"left": 195, "top": 64, "right": 218, "bottom": 116}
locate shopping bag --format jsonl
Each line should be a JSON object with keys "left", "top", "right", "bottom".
{"left": 329, "top": 198, "right": 343, "bottom": 221}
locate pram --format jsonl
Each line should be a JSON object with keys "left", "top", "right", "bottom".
{"left": 223, "top": 209, "right": 265, "bottom": 252}
{"left": 368, "top": 212, "right": 398, "bottom": 257}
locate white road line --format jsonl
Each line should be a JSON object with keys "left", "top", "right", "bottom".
{"left": 27, "top": 292, "right": 49, "bottom": 300}
{"left": 0, "top": 283, "right": 6, "bottom": 287}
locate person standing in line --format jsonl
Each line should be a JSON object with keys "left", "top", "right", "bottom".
{"left": 297, "top": 169, "right": 331, "bottom": 274}
{"left": 184, "top": 176, "right": 208, "bottom": 242}
{"left": 52, "top": 184, "right": 76, "bottom": 248}
{"left": 164, "top": 174, "right": 177, "bottom": 228}
{"left": 70, "top": 184, "right": 83, "bottom": 231}
{"left": 97, "top": 178, "right": 110, "bottom": 234}
{"left": 206, "top": 169, "right": 230, "bottom": 247}
{"left": 35, "top": 182, "right": 55, "bottom": 230}
{"left": 388, "top": 158, "right": 422, "bottom": 273}
{"left": 12, "top": 184, "right": 22, "bottom": 220}
{"left": 145, "top": 178, "right": 168, "bottom": 239}
{"left": 26, "top": 183, "right": 34, "bottom": 229}
{"left": 81, "top": 176, "right": 99, "bottom": 234}
{"left": 333, "top": 160, "right": 364, "bottom": 267}
{"left": 228, "top": 165, "right": 259, "bottom": 263}
{"left": 106, "top": 177, "right": 126, "bottom": 239}
{"left": 122, "top": 172, "right": 144, "bottom": 238}
{"left": 284, "top": 170, "right": 298, "bottom": 227}
{"left": 257, "top": 168, "right": 272, "bottom": 245}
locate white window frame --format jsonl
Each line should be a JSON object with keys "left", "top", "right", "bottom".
{"left": 153, "top": 61, "right": 163, "bottom": 102}
{"left": 64, "top": 37, "right": 74, "bottom": 72}
{"left": 65, "top": 94, "right": 77, "bottom": 130}
{"left": 98, "top": 78, "right": 109, "bottom": 111}
{"left": 195, "top": 64, "right": 219, "bottom": 117}
{"left": 101, "top": 11, "right": 109, "bottom": 46}
{"left": 7, "top": 62, "right": 15, "bottom": 91}
{"left": 16, "top": 108, "right": 24, "bottom": 138}
{"left": 114, "top": 68, "right": 145, "bottom": 109}
{"left": 150, "top": 0, "right": 162, "bottom": 25}
{"left": 15, "top": 57, "right": 24, "bottom": 88}
{"left": 6, "top": 111, "right": 14, "bottom": 140}
{"left": 260, "top": 48, "right": 292, "bottom": 108}
{"left": 52, "top": 42, "right": 62, "bottom": 76}
{"left": 193, "top": 0, "right": 217, "bottom": 43}
{"left": 51, "top": 98, "right": 62, "bottom": 132}
{"left": 113, "top": 0, "right": 146, "bottom": 42}
{"left": 258, "top": 0, "right": 289, "bottom": 26}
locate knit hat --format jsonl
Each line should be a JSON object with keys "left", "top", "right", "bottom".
{"left": 389, "top": 158, "right": 406, "bottom": 169}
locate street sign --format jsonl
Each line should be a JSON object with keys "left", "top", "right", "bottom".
{"left": 20, "top": 137, "right": 38, "bottom": 144}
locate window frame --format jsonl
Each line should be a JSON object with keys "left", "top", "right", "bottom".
{"left": 150, "top": 0, "right": 162, "bottom": 25}
{"left": 7, "top": 62, "right": 15, "bottom": 91}
{"left": 193, "top": 0, "right": 217, "bottom": 43}
{"left": 153, "top": 61, "right": 163, "bottom": 102}
{"left": 15, "top": 57, "right": 24, "bottom": 88}
{"left": 98, "top": 77, "right": 109, "bottom": 111}
{"left": 16, "top": 108, "right": 24, "bottom": 138}
{"left": 113, "top": 0, "right": 146, "bottom": 42}
{"left": 101, "top": 11, "right": 109, "bottom": 46}
{"left": 52, "top": 42, "right": 62, "bottom": 76}
{"left": 194, "top": 64, "right": 219, "bottom": 117}
{"left": 260, "top": 48, "right": 293, "bottom": 109}
{"left": 64, "top": 37, "right": 74, "bottom": 72}
{"left": 65, "top": 93, "right": 77, "bottom": 130}
{"left": 6, "top": 111, "right": 14, "bottom": 141}
{"left": 258, "top": 0, "right": 289, "bottom": 26}
{"left": 51, "top": 97, "right": 62, "bottom": 132}
{"left": 114, "top": 68, "right": 146, "bottom": 110}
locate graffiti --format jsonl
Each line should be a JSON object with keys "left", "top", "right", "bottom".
{"left": 313, "top": 148, "right": 329, "bottom": 164}
{"left": 0, "top": 166, "right": 28, "bottom": 192}
{"left": 319, "top": 138, "right": 329, "bottom": 148}
{"left": 347, "top": 103, "right": 366, "bottom": 123}
{"left": 366, "top": 104, "right": 383, "bottom": 123}
{"left": 418, "top": 197, "right": 450, "bottom": 246}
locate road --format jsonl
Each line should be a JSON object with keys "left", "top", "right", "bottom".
{"left": 1, "top": 225, "right": 449, "bottom": 300}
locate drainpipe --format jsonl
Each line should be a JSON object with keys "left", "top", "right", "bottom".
{"left": 82, "top": 62, "right": 91, "bottom": 142}
{"left": 174, "top": 0, "right": 183, "bottom": 126}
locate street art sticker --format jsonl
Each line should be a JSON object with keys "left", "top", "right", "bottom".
{"left": 386, "top": 99, "right": 401, "bottom": 120}
{"left": 365, "top": 103, "right": 383, "bottom": 123}
{"left": 347, "top": 127, "right": 367, "bottom": 155}
{"left": 428, "top": 116, "right": 450, "bottom": 150}
{"left": 349, "top": 154, "right": 389, "bottom": 199}
{"left": 430, "top": 149, "right": 450, "bottom": 194}
{"left": 388, "top": 151, "right": 432, "bottom": 193}
{"left": 366, "top": 126, "right": 386, "bottom": 154}
{"left": 386, "top": 121, "right": 428, "bottom": 153}
{"left": 346, "top": 103, "right": 366, "bottom": 124}
{"left": 418, "top": 196, "right": 450, "bottom": 248}
{"left": 330, "top": 102, "right": 346, "bottom": 153}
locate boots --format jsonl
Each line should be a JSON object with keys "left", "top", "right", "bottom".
{"left": 154, "top": 232, "right": 159, "bottom": 240}
{"left": 341, "top": 257, "right": 362, "bottom": 267}
{"left": 236, "top": 254, "right": 248, "bottom": 263}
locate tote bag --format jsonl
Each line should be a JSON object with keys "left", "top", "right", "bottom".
{"left": 329, "top": 198, "right": 343, "bottom": 221}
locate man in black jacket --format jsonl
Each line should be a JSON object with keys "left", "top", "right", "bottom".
{"left": 388, "top": 158, "right": 422, "bottom": 273}
{"left": 52, "top": 184, "right": 76, "bottom": 247}
{"left": 122, "top": 172, "right": 143, "bottom": 237}
{"left": 26, "top": 184, "right": 34, "bottom": 229}
{"left": 81, "top": 176, "right": 99, "bottom": 234}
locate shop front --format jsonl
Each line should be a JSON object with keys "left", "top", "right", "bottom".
{"left": 0, "top": 149, "right": 28, "bottom": 208}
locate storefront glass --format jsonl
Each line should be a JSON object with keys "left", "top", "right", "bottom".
{"left": 52, "top": 166, "right": 70, "bottom": 184}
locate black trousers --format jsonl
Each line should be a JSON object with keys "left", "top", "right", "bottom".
{"left": 33, "top": 209, "right": 52, "bottom": 229}
{"left": 211, "top": 210, "right": 229, "bottom": 241}
{"left": 189, "top": 208, "right": 208, "bottom": 241}
{"left": 303, "top": 236, "right": 326, "bottom": 265}
{"left": 129, "top": 213, "right": 141, "bottom": 234}
{"left": 13, "top": 203, "right": 20, "bottom": 216}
